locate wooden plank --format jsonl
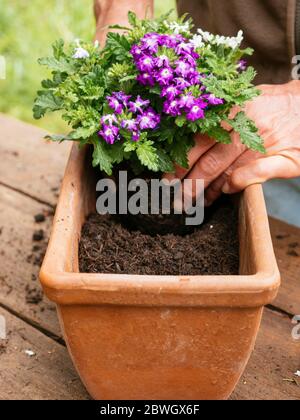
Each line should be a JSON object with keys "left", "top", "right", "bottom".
{"left": 0, "top": 307, "right": 89, "bottom": 400}
{"left": 0, "top": 185, "right": 60, "bottom": 337}
{"left": 269, "top": 217, "right": 300, "bottom": 316}
{"left": 0, "top": 114, "right": 71, "bottom": 207}
{"left": 232, "top": 308, "right": 300, "bottom": 400}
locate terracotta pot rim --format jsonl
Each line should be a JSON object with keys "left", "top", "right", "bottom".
{"left": 40, "top": 144, "right": 280, "bottom": 308}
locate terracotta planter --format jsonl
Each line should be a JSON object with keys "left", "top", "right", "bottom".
{"left": 40, "top": 144, "right": 280, "bottom": 400}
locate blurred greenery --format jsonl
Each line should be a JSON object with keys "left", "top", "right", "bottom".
{"left": 0, "top": 0, "right": 176, "bottom": 133}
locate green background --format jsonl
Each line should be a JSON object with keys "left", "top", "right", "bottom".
{"left": 0, "top": 0, "right": 176, "bottom": 133}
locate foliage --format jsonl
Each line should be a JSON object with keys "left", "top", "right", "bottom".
{"left": 33, "top": 11, "right": 264, "bottom": 175}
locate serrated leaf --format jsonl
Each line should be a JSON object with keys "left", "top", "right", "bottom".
{"left": 227, "top": 112, "right": 265, "bottom": 153}
{"left": 69, "top": 126, "right": 98, "bottom": 140}
{"left": 38, "top": 56, "right": 75, "bottom": 74}
{"left": 33, "top": 92, "right": 63, "bottom": 119}
{"left": 124, "top": 142, "right": 138, "bottom": 152}
{"left": 207, "top": 125, "right": 232, "bottom": 144}
{"left": 92, "top": 138, "right": 114, "bottom": 176}
{"left": 128, "top": 11, "right": 138, "bottom": 27}
{"left": 136, "top": 141, "right": 159, "bottom": 172}
{"left": 170, "top": 139, "right": 192, "bottom": 169}
{"left": 156, "top": 149, "right": 174, "bottom": 173}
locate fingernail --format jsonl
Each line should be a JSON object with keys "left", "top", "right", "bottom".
{"left": 222, "top": 183, "right": 230, "bottom": 194}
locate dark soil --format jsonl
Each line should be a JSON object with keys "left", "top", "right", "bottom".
{"left": 79, "top": 198, "right": 239, "bottom": 276}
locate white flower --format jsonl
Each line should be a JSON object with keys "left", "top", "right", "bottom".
{"left": 196, "top": 27, "right": 244, "bottom": 49}
{"left": 73, "top": 39, "right": 90, "bottom": 59}
{"left": 215, "top": 35, "right": 226, "bottom": 46}
{"left": 191, "top": 34, "right": 204, "bottom": 49}
{"left": 166, "top": 21, "right": 190, "bottom": 35}
{"left": 197, "top": 28, "right": 214, "bottom": 43}
{"left": 73, "top": 47, "right": 90, "bottom": 59}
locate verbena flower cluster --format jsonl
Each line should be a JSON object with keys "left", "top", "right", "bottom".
{"left": 100, "top": 92, "right": 160, "bottom": 144}
{"left": 34, "top": 11, "right": 264, "bottom": 176}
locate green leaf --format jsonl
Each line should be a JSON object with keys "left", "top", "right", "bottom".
{"left": 136, "top": 141, "right": 159, "bottom": 172}
{"left": 170, "top": 138, "right": 193, "bottom": 169}
{"left": 128, "top": 11, "right": 138, "bottom": 27}
{"left": 227, "top": 112, "right": 265, "bottom": 153}
{"left": 52, "top": 39, "right": 65, "bottom": 60}
{"left": 33, "top": 91, "right": 63, "bottom": 119}
{"left": 69, "top": 126, "right": 98, "bottom": 140}
{"left": 175, "top": 115, "right": 187, "bottom": 128}
{"left": 45, "top": 134, "right": 73, "bottom": 143}
{"left": 124, "top": 142, "right": 138, "bottom": 153}
{"left": 92, "top": 138, "right": 114, "bottom": 176}
{"left": 38, "top": 56, "right": 75, "bottom": 74}
{"left": 156, "top": 149, "right": 175, "bottom": 173}
{"left": 206, "top": 125, "right": 232, "bottom": 144}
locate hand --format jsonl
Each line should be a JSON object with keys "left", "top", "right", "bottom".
{"left": 165, "top": 81, "right": 300, "bottom": 206}
{"left": 94, "top": 0, "right": 154, "bottom": 47}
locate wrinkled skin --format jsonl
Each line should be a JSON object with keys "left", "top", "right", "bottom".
{"left": 165, "top": 81, "right": 300, "bottom": 205}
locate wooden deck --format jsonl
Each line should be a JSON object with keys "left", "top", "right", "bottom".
{"left": 0, "top": 113, "right": 299, "bottom": 400}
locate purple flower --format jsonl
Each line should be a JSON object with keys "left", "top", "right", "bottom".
{"left": 203, "top": 94, "right": 224, "bottom": 106}
{"left": 156, "top": 67, "right": 174, "bottom": 86}
{"left": 186, "top": 100, "right": 207, "bottom": 121}
{"left": 161, "top": 85, "right": 181, "bottom": 101}
{"left": 137, "top": 109, "right": 160, "bottom": 130}
{"left": 112, "top": 91, "right": 131, "bottom": 106}
{"left": 121, "top": 119, "right": 138, "bottom": 131}
{"left": 237, "top": 59, "right": 247, "bottom": 72}
{"left": 175, "top": 60, "right": 193, "bottom": 77}
{"left": 174, "top": 77, "right": 191, "bottom": 90}
{"left": 128, "top": 96, "right": 150, "bottom": 113}
{"left": 132, "top": 131, "right": 141, "bottom": 142}
{"left": 155, "top": 54, "right": 170, "bottom": 68}
{"left": 141, "top": 33, "right": 159, "bottom": 54}
{"left": 101, "top": 114, "right": 118, "bottom": 125}
{"left": 163, "top": 99, "right": 181, "bottom": 117}
{"left": 161, "top": 34, "right": 185, "bottom": 48}
{"left": 107, "top": 96, "right": 123, "bottom": 114}
{"left": 179, "top": 93, "right": 196, "bottom": 110}
{"left": 98, "top": 124, "right": 119, "bottom": 145}
{"left": 136, "top": 55, "right": 155, "bottom": 72}
{"left": 182, "top": 54, "right": 198, "bottom": 66}
{"left": 137, "top": 72, "right": 155, "bottom": 87}
{"left": 130, "top": 45, "right": 143, "bottom": 59}
{"left": 175, "top": 42, "right": 194, "bottom": 56}
{"left": 188, "top": 71, "right": 201, "bottom": 85}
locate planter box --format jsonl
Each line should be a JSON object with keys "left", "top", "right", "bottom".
{"left": 40, "top": 144, "right": 280, "bottom": 400}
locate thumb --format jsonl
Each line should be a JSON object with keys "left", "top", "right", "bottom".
{"left": 222, "top": 155, "right": 297, "bottom": 194}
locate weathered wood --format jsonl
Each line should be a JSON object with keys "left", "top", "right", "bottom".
{"left": 269, "top": 217, "right": 300, "bottom": 316}
{"left": 0, "top": 114, "right": 71, "bottom": 207}
{"left": 232, "top": 308, "right": 300, "bottom": 400}
{"left": 0, "top": 307, "right": 89, "bottom": 400}
{"left": 0, "top": 185, "right": 60, "bottom": 337}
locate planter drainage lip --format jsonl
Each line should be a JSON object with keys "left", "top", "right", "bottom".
{"left": 40, "top": 144, "right": 280, "bottom": 308}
